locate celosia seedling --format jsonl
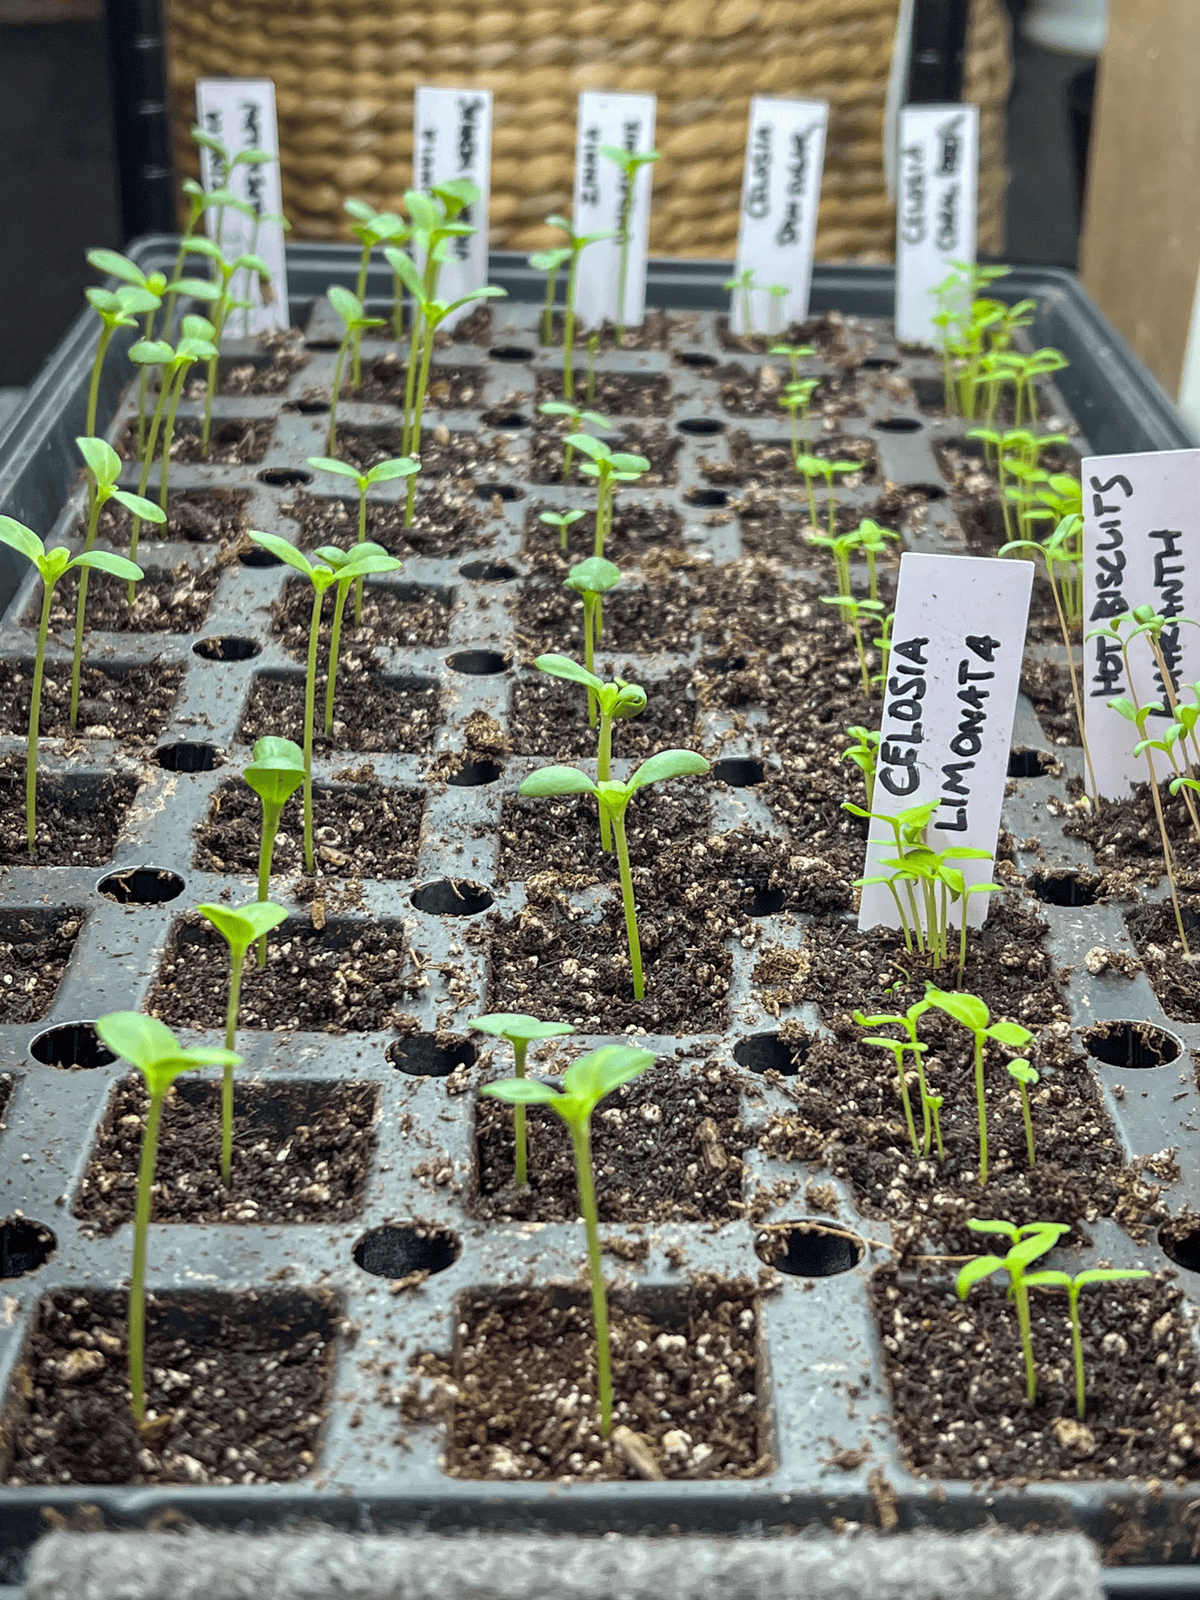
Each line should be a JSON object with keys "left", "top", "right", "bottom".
{"left": 0, "top": 517, "right": 142, "bottom": 851}
{"left": 533, "top": 653, "right": 645, "bottom": 848}
{"left": 925, "top": 987, "right": 1034, "bottom": 1185}
{"left": 243, "top": 736, "right": 306, "bottom": 964}
{"left": 564, "top": 433, "right": 649, "bottom": 580}
{"left": 539, "top": 400, "right": 611, "bottom": 483}
{"left": 854, "top": 1000, "right": 932, "bottom": 1160}
{"left": 311, "top": 541, "right": 402, "bottom": 732}
{"left": 94, "top": 1011, "right": 240, "bottom": 1422}
{"left": 467, "top": 1012, "right": 575, "bottom": 1184}
{"left": 481, "top": 1044, "right": 654, "bottom": 1434}
{"left": 344, "top": 197, "right": 408, "bottom": 374}
{"left": 1023, "top": 1265, "right": 1152, "bottom": 1418}
{"left": 539, "top": 507, "right": 586, "bottom": 553}
{"left": 957, "top": 1219, "right": 1069, "bottom": 1401}
{"left": 196, "top": 899, "right": 289, "bottom": 1184}
{"left": 1006, "top": 1058, "right": 1040, "bottom": 1167}
{"left": 174, "top": 234, "right": 270, "bottom": 453}
{"left": 529, "top": 245, "right": 572, "bottom": 345}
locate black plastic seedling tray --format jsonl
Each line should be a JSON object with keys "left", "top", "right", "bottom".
{"left": 1, "top": 244, "right": 1200, "bottom": 1592}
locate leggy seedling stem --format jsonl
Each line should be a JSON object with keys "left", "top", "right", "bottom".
{"left": 957, "top": 1220, "right": 1069, "bottom": 1402}
{"left": 1023, "top": 1266, "right": 1151, "bottom": 1418}
{"left": 243, "top": 737, "right": 306, "bottom": 964}
{"left": 467, "top": 1013, "right": 574, "bottom": 1184}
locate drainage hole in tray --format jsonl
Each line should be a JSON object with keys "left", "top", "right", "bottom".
{"left": 411, "top": 879, "right": 494, "bottom": 916}
{"left": 193, "top": 636, "right": 261, "bottom": 662}
{"left": 733, "top": 1032, "right": 800, "bottom": 1076}
{"left": 713, "top": 756, "right": 765, "bottom": 788}
{"left": 156, "top": 742, "right": 221, "bottom": 773}
{"left": 29, "top": 1021, "right": 116, "bottom": 1070}
{"left": 873, "top": 416, "right": 923, "bottom": 433}
{"left": 238, "top": 542, "right": 283, "bottom": 568}
{"left": 684, "top": 487, "right": 728, "bottom": 508}
{"left": 258, "top": 467, "right": 314, "bottom": 487}
{"left": 98, "top": 867, "right": 185, "bottom": 906}
{"left": 738, "top": 879, "right": 786, "bottom": 917}
{"left": 488, "top": 345, "right": 534, "bottom": 362}
{"left": 677, "top": 417, "right": 725, "bottom": 435}
{"left": 1083, "top": 1020, "right": 1182, "bottom": 1069}
{"left": 0, "top": 1218, "right": 55, "bottom": 1278}
{"left": 485, "top": 411, "right": 529, "bottom": 429}
{"left": 447, "top": 759, "right": 502, "bottom": 787}
{"left": 459, "top": 560, "right": 519, "bottom": 582}
{"left": 677, "top": 351, "right": 718, "bottom": 369}
{"left": 1026, "top": 870, "right": 1101, "bottom": 908}
{"left": 447, "top": 649, "right": 509, "bottom": 676}
{"left": 755, "top": 1221, "right": 864, "bottom": 1277}
{"left": 474, "top": 483, "right": 523, "bottom": 503}
{"left": 1160, "top": 1224, "right": 1200, "bottom": 1273}
{"left": 387, "top": 1034, "right": 477, "bottom": 1077}
{"left": 1008, "top": 747, "right": 1055, "bottom": 778}
{"left": 354, "top": 1223, "right": 461, "bottom": 1277}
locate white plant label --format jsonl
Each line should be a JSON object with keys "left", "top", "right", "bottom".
{"left": 858, "top": 552, "right": 1032, "bottom": 933}
{"left": 413, "top": 86, "right": 493, "bottom": 334}
{"left": 729, "top": 96, "right": 828, "bottom": 337}
{"left": 194, "top": 79, "right": 289, "bottom": 339}
{"left": 1083, "top": 448, "right": 1200, "bottom": 798}
{"left": 893, "top": 103, "right": 979, "bottom": 346}
{"left": 572, "top": 91, "right": 657, "bottom": 332}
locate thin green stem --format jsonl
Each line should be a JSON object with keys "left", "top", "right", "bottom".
{"left": 583, "top": 599, "right": 598, "bottom": 723}
{"left": 86, "top": 325, "right": 115, "bottom": 439}
{"left": 303, "top": 588, "right": 321, "bottom": 873}
{"left": 353, "top": 245, "right": 371, "bottom": 389}
{"left": 327, "top": 338, "right": 350, "bottom": 455}
{"left": 597, "top": 707, "right": 613, "bottom": 853}
{"left": 129, "top": 1088, "right": 166, "bottom": 1421}
{"left": 391, "top": 266, "right": 405, "bottom": 342}
{"left": 354, "top": 488, "right": 368, "bottom": 625}
{"left": 256, "top": 800, "right": 284, "bottom": 967}
{"left": 563, "top": 251, "right": 580, "bottom": 400}
{"left": 570, "top": 1118, "right": 612, "bottom": 1436}
{"left": 200, "top": 290, "right": 229, "bottom": 456}
{"left": 69, "top": 491, "right": 105, "bottom": 727}
{"left": 221, "top": 949, "right": 245, "bottom": 1186}
{"left": 326, "top": 583, "right": 349, "bottom": 735}
{"left": 136, "top": 306, "right": 157, "bottom": 456}
{"left": 406, "top": 323, "right": 437, "bottom": 527}
{"left": 1014, "top": 1277, "right": 1036, "bottom": 1402}
{"left": 26, "top": 583, "right": 55, "bottom": 852}
{"left": 891, "top": 1047, "right": 919, "bottom": 1157}
{"left": 974, "top": 1034, "right": 989, "bottom": 1186}
{"left": 130, "top": 370, "right": 174, "bottom": 581}
{"left": 402, "top": 310, "right": 422, "bottom": 454}
{"left": 512, "top": 1038, "right": 529, "bottom": 1186}
{"left": 611, "top": 810, "right": 643, "bottom": 999}
{"left": 1068, "top": 1287, "right": 1085, "bottom": 1419}
{"left": 541, "top": 272, "right": 556, "bottom": 345}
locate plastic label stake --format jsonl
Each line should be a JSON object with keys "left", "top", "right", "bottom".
{"left": 1083, "top": 448, "right": 1200, "bottom": 798}
{"left": 858, "top": 551, "right": 1032, "bottom": 934}
{"left": 893, "top": 102, "right": 979, "bottom": 346}
{"left": 194, "top": 79, "right": 289, "bottom": 338}
{"left": 413, "top": 86, "right": 493, "bottom": 334}
{"left": 729, "top": 97, "right": 829, "bottom": 338}
{"left": 572, "top": 91, "right": 657, "bottom": 333}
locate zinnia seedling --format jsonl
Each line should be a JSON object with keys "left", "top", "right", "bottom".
{"left": 564, "top": 433, "right": 649, "bottom": 581}
{"left": 0, "top": 517, "right": 142, "bottom": 850}
{"left": 69, "top": 437, "right": 164, "bottom": 714}
{"left": 306, "top": 455, "right": 419, "bottom": 623}
{"left": 196, "top": 899, "right": 289, "bottom": 1184}
{"left": 1022, "top": 1265, "right": 1152, "bottom": 1419}
{"left": 94, "top": 1011, "right": 240, "bottom": 1423}
{"left": 539, "top": 507, "right": 586, "bottom": 552}
{"left": 311, "top": 541, "right": 403, "bottom": 732}
{"left": 599, "top": 144, "right": 660, "bottom": 348}
{"left": 533, "top": 652, "right": 645, "bottom": 846}
{"left": 467, "top": 1012, "right": 574, "bottom": 1184}
{"left": 924, "top": 987, "right": 1034, "bottom": 1185}
{"left": 175, "top": 234, "right": 270, "bottom": 453}
{"left": 83, "top": 279, "right": 156, "bottom": 440}
{"left": 86, "top": 249, "right": 170, "bottom": 455}
{"left": 795, "top": 454, "right": 863, "bottom": 539}
{"left": 243, "top": 736, "right": 306, "bottom": 964}
{"left": 247, "top": 532, "right": 402, "bottom": 871}
{"left": 541, "top": 213, "right": 616, "bottom": 398}
{"left": 957, "top": 1219, "right": 1069, "bottom": 1402}
{"left": 840, "top": 724, "right": 881, "bottom": 807}
{"left": 519, "top": 749, "right": 709, "bottom": 998}
{"left": 481, "top": 1044, "right": 653, "bottom": 1434}
{"left": 324, "top": 285, "right": 385, "bottom": 455}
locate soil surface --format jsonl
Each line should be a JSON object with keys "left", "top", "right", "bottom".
{"left": 282, "top": 486, "right": 486, "bottom": 561}
{"left": 0, "top": 764, "right": 136, "bottom": 867}
{"left": 334, "top": 423, "right": 508, "bottom": 481}
{"left": 521, "top": 499, "right": 686, "bottom": 567}
{"left": 0, "top": 909, "right": 84, "bottom": 1024}
{"left": 1126, "top": 898, "right": 1200, "bottom": 1023}
{"left": 3, "top": 1288, "right": 337, "bottom": 1486}
{"left": 75, "top": 1075, "right": 378, "bottom": 1231}
{"left": 70, "top": 489, "right": 251, "bottom": 548}
{"left": 37, "top": 563, "right": 219, "bottom": 635}
{"left": 530, "top": 420, "right": 683, "bottom": 488}
{"left": 194, "top": 773, "right": 423, "bottom": 882}
{"left": 874, "top": 1263, "right": 1200, "bottom": 1484}
{"left": 273, "top": 578, "right": 453, "bottom": 659}
{"left": 403, "top": 1278, "right": 767, "bottom": 1481}
{"left": 702, "top": 431, "right": 878, "bottom": 487}
{"left": 149, "top": 916, "right": 418, "bottom": 1033}
{"left": 0, "top": 661, "right": 180, "bottom": 744}
{"left": 509, "top": 665, "right": 695, "bottom": 759}
{"left": 217, "top": 328, "right": 311, "bottom": 396}
{"left": 354, "top": 354, "right": 489, "bottom": 410}
{"left": 715, "top": 363, "right": 866, "bottom": 423}
{"left": 237, "top": 672, "right": 440, "bottom": 754}
{"left": 534, "top": 371, "right": 673, "bottom": 417}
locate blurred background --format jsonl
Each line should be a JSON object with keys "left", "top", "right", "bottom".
{"left": 0, "top": 0, "right": 1172, "bottom": 421}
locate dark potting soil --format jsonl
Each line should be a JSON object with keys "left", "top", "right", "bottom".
{"left": 544, "top": 308, "right": 682, "bottom": 352}
{"left": 0, "top": 661, "right": 180, "bottom": 743}
{"left": 70, "top": 489, "right": 252, "bottom": 548}
{"left": 282, "top": 486, "right": 486, "bottom": 560}
{"left": 521, "top": 499, "right": 686, "bottom": 567}
{"left": 237, "top": 672, "right": 440, "bottom": 753}
{"left": 714, "top": 311, "right": 872, "bottom": 364}
{"left": 702, "top": 431, "right": 879, "bottom": 488}
{"left": 37, "top": 564, "right": 219, "bottom": 635}
{"left": 403, "top": 1278, "right": 767, "bottom": 1481}
{"left": 0, "top": 909, "right": 84, "bottom": 1024}
{"left": 873, "top": 1263, "right": 1200, "bottom": 1485}
{"left": 1021, "top": 658, "right": 1080, "bottom": 747}
{"left": 2, "top": 1288, "right": 338, "bottom": 1486}
{"left": 149, "top": 916, "right": 418, "bottom": 1033}
{"left": 534, "top": 371, "right": 673, "bottom": 417}
{"left": 1125, "top": 898, "right": 1200, "bottom": 1023}
{"left": 74, "top": 1075, "right": 378, "bottom": 1232}
{"left": 498, "top": 787, "right": 708, "bottom": 880}
{"left": 273, "top": 578, "right": 452, "bottom": 659}
{"left": 473, "top": 1057, "right": 748, "bottom": 1223}
{"left": 114, "top": 417, "right": 274, "bottom": 466}
{"left": 529, "top": 420, "right": 683, "bottom": 489}
{"left": 508, "top": 665, "right": 696, "bottom": 759}
{"left": 0, "top": 765, "right": 136, "bottom": 867}
{"left": 217, "top": 328, "right": 311, "bottom": 396}
{"left": 715, "top": 363, "right": 865, "bottom": 423}
{"left": 355, "top": 354, "right": 488, "bottom": 409}
{"left": 1067, "top": 784, "right": 1200, "bottom": 885}
{"left": 193, "top": 774, "right": 423, "bottom": 882}
{"left": 334, "top": 423, "right": 508, "bottom": 479}
{"left": 514, "top": 564, "right": 700, "bottom": 657}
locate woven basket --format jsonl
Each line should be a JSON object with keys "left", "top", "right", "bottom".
{"left": 165, "top": 0, "right": 1011, "bottom": 260}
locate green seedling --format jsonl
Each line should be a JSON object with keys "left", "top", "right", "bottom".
{"left": 243, "top": 736, "right": 306, "bottom": 964}
{"left": 857, "top": 517, "right": 900, "bottom": 604}
{"left": 564, "top": 433, "right": 649, "bottom": 571}
{"left": 529, "top": 245, "right": 572, "bottom": 344}
{"left": 539, "top": 214, "right": 615, "bottom": 399}
{"left": 1006, "top": 1058, "right": 1040, "bottom": 1167}
{"left": 795, "top": 453, "right": 862, "bottom": 539}
{"left": 467, "top": 1012, "right": 575, "bottom": 1184}
{"left": 924, "top": 987, "right": 1034, "bottom": 1185}
{"left": 841, "top": 724, "right": 881, "bottom": 807}
{"left": 174, "top": 235, "right": 269, "bottom": 453}
{"left": 562, "top": 558, "right": 623, "bottom": 691}
{"left": 1023, "top": 1266, "right": 1152, "bottom": 1419}
{"left": 83, "top": 279, "right": 158, "bottom": 442}
{"left": 0, "top": 517, "right": 141, "bottom": 851}
{"left": 539, "top": 401, "right": 611, "bottom": 484}
{"left": 520, "top": 750, "right": 708, "bottom": 997}
{"left": 247, "top": 533, "right": 401, "bottom": 871}
{"left": 324, "top": 285, "right": 385, "bottom": 454}
{"left": 163, "top": 178, "right": 213, "bottom": 326}
{"left": 391, "top": 185, "right": 477, "bottom": 449}
{"left": 924, "top": 1091, "right": 945, "bottom": 1160}
{"left": 1107, "top": 694, "right": 1190, "bottom": 954}
{"left": 765, "top": 283, "right": 789, "bottom": 336}
{"left": 196, "top": 899, "right": 289, "bottom": 1184}
{"left": 94, "top": 1011, "right": 240, "bottom": 1423}
{"left": 306, "top": 455, "right": 419, "bottom": 622}
{"left": 957, "top": 1219, "right": 1070, "bottom": 1402}
{"left": 311, "top": 541, "right": 403, "bottom": 732}
{"left": 599, "top": 144, "right": 660, "bottom": 346}
{"left": 770, "top": 342, "right": 816, "bottom": 384}
{"left": 724, "top": 266, "right": 757, "bottom": 338}
{"left": 344, "top": 197, "right": 408, "bottom": 379}
{"left": 808, "top": 526, "right": 861, "bottom": 601}
{"left": 820, "top": 594, "right": 884, "bottom": 696}
{"left": 779, "top": 377, "right": 819, "bottom": 458}
{"left": 86, "top": 250, "right": 171, "bottom": 455}
{"left": 855, "top": 1004, "right": 932, "bottom": 1158}
{"left": 585, "top": 330, "right": 601, "bottom": 403}
{"left": 533, "top": 652, "right": 645, "bottom": 847}
{"left": 481, "top": 1044, "right": 653, "bottom": 1433}
{"left": 69, "top": 438, "right": 163, "bottom": 717}
{"left": 539, "top": 507, "right": 586, "bottom": 553}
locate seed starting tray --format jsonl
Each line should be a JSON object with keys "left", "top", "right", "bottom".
{"left": 1, "top": 246, "right": 1199, "bottom": 1583}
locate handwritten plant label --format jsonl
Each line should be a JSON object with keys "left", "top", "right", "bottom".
{"left": 858, "top": 552, "right": 1032, "bottom": 933}
{"left": 1083, "top": 448, "right": 1200, "bottom": 798}
{"left": 894, "top": 103, "right": 979, "bottom": 346}
{"left": 413, "top": 86, "right": 493, "bottom": 334}
{"left": 729, "top": 96, "right": 829, "bottom": 337}
{"left": 194, "top": 79, "right": 289, "bottom": 339}
{"left": 572, "top": 91, "right": 657, "bottom": 332}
